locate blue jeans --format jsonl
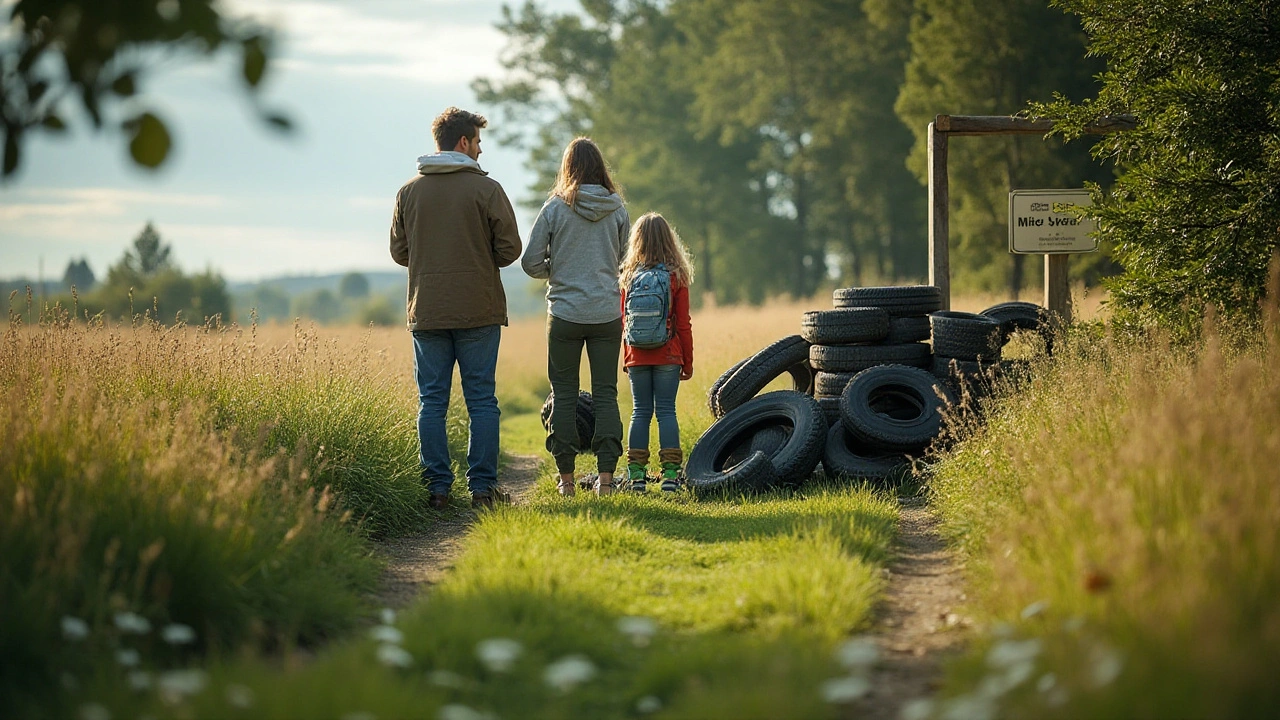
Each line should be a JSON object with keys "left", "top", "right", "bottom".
{"left": 627, "top": 364, "right": 681, "bottom": 454}
{"left": 412, "top": 325, "right": 501, "bottom": 496}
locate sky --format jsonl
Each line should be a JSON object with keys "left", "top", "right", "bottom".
{"left": 0, "top": 0, "right": 580, "bottom": 283}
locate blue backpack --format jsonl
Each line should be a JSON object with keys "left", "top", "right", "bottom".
{"left": 624, "top": 263, "right": 673, "bottom": 349}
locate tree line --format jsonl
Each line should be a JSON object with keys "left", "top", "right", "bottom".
{"left": 477, "top": 0, "right": 1278, "bottom": 330}
{"left": 476, "top": 0, "right": 1109, "bottom": 303}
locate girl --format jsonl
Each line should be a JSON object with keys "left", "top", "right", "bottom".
{"left": 521, "top": 137, "right": 630, "bottom": 496}
{"left": 620, "top": 213, "right": 695, "bottom": 493}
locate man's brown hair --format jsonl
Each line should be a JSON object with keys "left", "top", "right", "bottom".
{"left": 432, "top": 107, "right": 487, "bottom": 151}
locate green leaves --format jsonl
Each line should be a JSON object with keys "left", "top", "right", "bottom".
{"left": 127, "top": 112, "right": 171, "bottom": 169}
{"left": 243, "top": 36, "right": 268, "bottom": 87}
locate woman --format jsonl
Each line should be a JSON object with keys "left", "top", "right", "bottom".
{"left": 521, "top": 137, "right": 629, "bottom": 496}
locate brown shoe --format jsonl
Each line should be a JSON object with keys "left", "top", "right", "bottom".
{"left": 428, "top": 493, "right": 450, "bottom": 511}
{"left": 471, "top": 492, "right": 495, "bottom": 510}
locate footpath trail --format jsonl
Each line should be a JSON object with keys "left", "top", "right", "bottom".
{"left": 372, "top": 453, "right": 542, "bottom": 609}
{"left": 854, "top": 496, "right": 969, "bottom": 720}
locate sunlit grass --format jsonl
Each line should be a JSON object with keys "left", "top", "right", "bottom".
{"left": 923, "top": 313, "right": 1280, "bottom": 717}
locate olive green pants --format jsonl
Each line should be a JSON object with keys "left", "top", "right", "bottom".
{"left": 547, "top": 315, "right": 623, "bottom": 474}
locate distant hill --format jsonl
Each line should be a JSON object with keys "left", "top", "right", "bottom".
{"left": 231, "top": 267, "right": 547, "bottom": 319}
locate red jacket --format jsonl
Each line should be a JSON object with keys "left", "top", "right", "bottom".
{"left": 622, "top": 275, "right": 694, "bottom": 372}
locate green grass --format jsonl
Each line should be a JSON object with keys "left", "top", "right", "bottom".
{"left": 920, "top": 320, "right": 1280, "bottom": 718}
{"left": 87, "top": 476, "right": 898, "bottom": 719}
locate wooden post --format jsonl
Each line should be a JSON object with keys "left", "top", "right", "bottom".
{"left": 928, "top": 119, "right": 950, "bottom": 309}
{"left": 1044, "top": 254, "right": 1072, "bottom": 323}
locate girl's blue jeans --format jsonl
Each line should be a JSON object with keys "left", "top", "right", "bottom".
{"left": 627, "top": 364, "right": 681, "bottom": 453}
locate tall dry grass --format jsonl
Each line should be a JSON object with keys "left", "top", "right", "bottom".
{"left": 926, "top": 302, "right": 1280, "bottom": 717}
{"left": 0, "top": 313, "right": 445, "bottom": 714}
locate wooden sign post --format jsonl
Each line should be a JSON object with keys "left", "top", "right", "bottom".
{"left": 926, "top": 114, "right": 1134, "bottom": 322}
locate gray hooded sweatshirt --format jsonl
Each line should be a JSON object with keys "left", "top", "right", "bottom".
{"left": 521, "top": 184, "right": 629, "bottom": 324}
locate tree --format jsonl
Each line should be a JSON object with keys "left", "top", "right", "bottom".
{"left": 121, "top": 222, "right": 172, "bottom": 278}
{"left": 1035, "top": 0, "right": 1280, "bottom": 331}
{"left": 292, "top": 288, "right": 342, "bottom": 324}
{"left": 338, "top": 272, "right": 370, "bottom": 299}
{"left": 61, "top": 257, "right": 95, "bottom": 291}
{"left": 895, "top": 0, "right": 1107, "bottom": 296}
{"left": 1, "top": 0, "right": 288, "bottom": 178}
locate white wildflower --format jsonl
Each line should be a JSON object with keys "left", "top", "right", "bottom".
{"left": 115, "top": 648, "right": 141, "bottom": 667}
{"left": 616, "top": 616, "right": 658, "bottom": 647}
{"left": 376, "top": 643, "right": 414, "bottom": 669}
{"left": 157, "top": 669, "right": 208, "bottom": 704}
{"left": 1089, "top": 644, "right": 1124, "bottom": 688}
{"left": 161, "top": 623, "right": 196, "bottom": 645}
{"left": 380, "top": 608, "right": 396, "bottom": 626}
{"left": 834, "top": 637, "right": 879, "bottom": 670}
{"left": 369, "top": 625, "right": 404, "bottom": 645}
{"left": 225, "top": 683, "right": 255, "bottom": 709}
{"left": 820, "top": 676, "right": 871, "bottom": 704}
{"left": 1036, "top": 673, "right": 1057, "bottom": 693}
{"left": 427, "top": 670, "right": 467, "bottom": 688}
{"left": 127, "top": 671, "right": 153, "bottom": 692}
{"left": 437, "top": 704, "right": 495, "bottom": 720}
{"left": 475, "top": 638, "right": 523, "bottom": 673}
{"left": 113, "top": 612, "right": 151, "bottom": 635}
{"left": 986, "top": 638, "right": 1042, "bottom": 669}
{"left": 543, "top": 654, "right": 597, "bottom": 693}
{"left": 78, "top": 703, "right": 111, "bottom": 720}
{"left": 635, "top": 695, "right": 663, "bottom": 714}
{"left": 61, "top": 616, "right": 90, "bottom": 641}
{"left": 900, "top": 698, "right": 934, "bottom": 720}
{"left": 1020, "top": 601, "right": 1049, "bottom": 620}
{"left": 939, "top": 694, "right": 995, "bottom": 720}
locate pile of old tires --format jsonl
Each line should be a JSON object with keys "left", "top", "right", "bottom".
{"left": 689, "top": 286, "right": 1051, "bottom": 498}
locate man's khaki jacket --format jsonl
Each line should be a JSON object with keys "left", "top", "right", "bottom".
{"left": 390, "top": 152, "right": 523, "bottom": 331}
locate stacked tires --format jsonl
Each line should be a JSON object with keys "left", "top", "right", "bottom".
{"left": 810, "top": 286, "right": 941, "bottom": 427}
{"left": 688, "top": 288, "right": 1054, "bottom": 498}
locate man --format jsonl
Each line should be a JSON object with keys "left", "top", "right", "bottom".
{"left": 391, "top": 107, "right": 522, "bottom": 510}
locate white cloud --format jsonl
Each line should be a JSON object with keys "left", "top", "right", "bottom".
{"left": 0, "top": 188, "right": 226, "bottom": 223}
{"left": 226, "top": 0, "right": 508, "bottom": 85}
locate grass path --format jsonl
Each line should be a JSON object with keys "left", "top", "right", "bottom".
{"left": 854, "top": 496, "right": 968, "bottom": 720}
{"left": 372, "top": 453, "right": 544, "bottom": 609}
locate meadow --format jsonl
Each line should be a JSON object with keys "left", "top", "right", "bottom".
{"left": 6, "top": 284, "right": 1273, "bottom": 720}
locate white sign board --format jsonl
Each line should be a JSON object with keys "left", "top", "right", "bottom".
{"left": 1008, "top": 189, "right": 1097, "bottom": 254}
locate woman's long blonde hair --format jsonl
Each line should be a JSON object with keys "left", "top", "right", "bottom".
{"left": 549, "top": 137, "right": 619, "bottom": 207}
{"left": 620, "top": 213, "right": 695, "bottom": 289}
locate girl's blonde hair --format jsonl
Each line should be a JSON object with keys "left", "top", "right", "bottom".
{"left": 549, "top": 137, "right": 619, "bottom": 207}
{"left": 620, "top": 212, "right": 695, "bottom": 289}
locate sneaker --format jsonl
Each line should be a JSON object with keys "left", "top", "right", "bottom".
{"left": 627, "top": 462, "right": 648, "bottom": 493}
{"left": 428, "top": 493, "right": 450, "bottom": 510}
{"left": 660, "top": 462, "right": 682, "bottom": 494}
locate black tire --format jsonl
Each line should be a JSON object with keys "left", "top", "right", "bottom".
{"left": 714, "top": 335, "right": 813, "bottom": 417}
{"left": 822, "top": 424, "right": 912, "bottom": 482}
{"left": 929, "top": 311, "right": 1002, "bottom": 361}
{"left": 540, "top": 391, "right": 595, "bottom": 453}
{"left": 816, "top": 395, "right": 843, "bottom": 428}
{"left": 686, "top": 450, "right": 779, "bottom": 499}
{"left": 687, "top": 390, "right": 826, "bottom": 490}
{"left": 832, "top": 286, "right": 942, "bottom": 316}
{"left": 809, "top": 342, "right": 931, "bottom": 373}
{"left": 814, "top": 371, "right": 856, "bottom": 397}
{"left": 839, "top": 365, "right": 955, "bottom": 452}
{"left": 722, "top": 421, "right": 792, "bottom": 469}
{"left": 800, "top": 308, "right": 889, "bottom": 345}
{"left": 980, "top": 301, "right": 1054, "bottom": 354}
{"left": 884, "top": 316, "right": 931, "bottom": 343}
{"left": 708, "top": 357, "right": 750, "bottom": 417}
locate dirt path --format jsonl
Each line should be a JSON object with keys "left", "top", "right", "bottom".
{"left": 854, "top": 496, "right": 969, "bottom": 720}
{"left": 371, "top": 453, "right": 543, "bottom": 609}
